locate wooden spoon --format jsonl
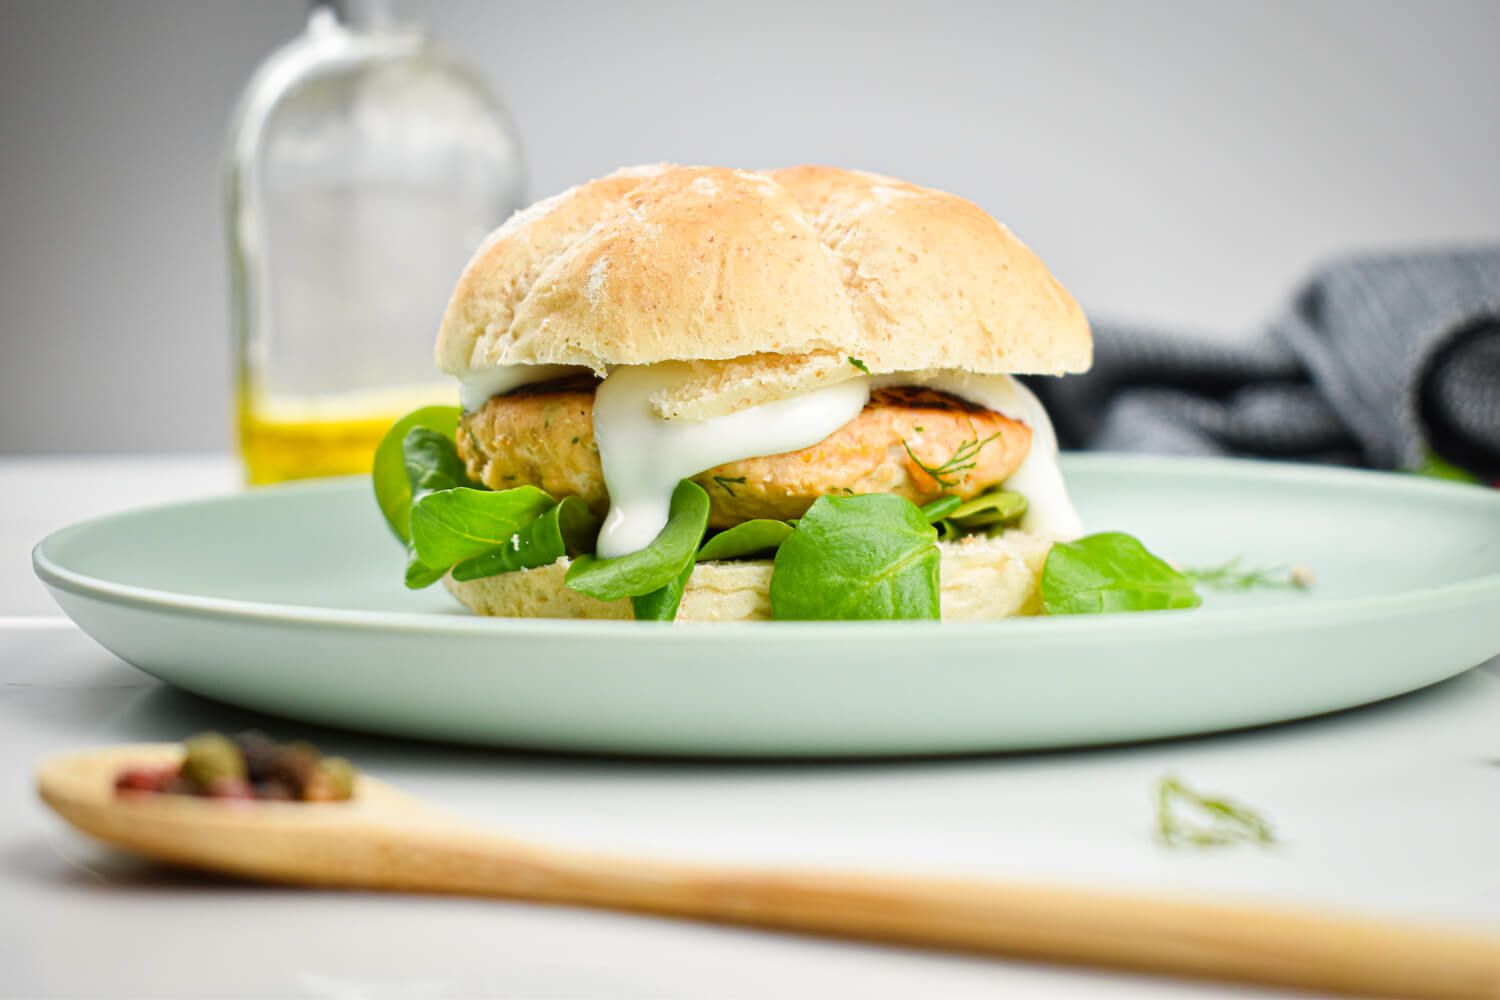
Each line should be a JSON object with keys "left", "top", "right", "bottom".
{"left": 38, "top": 744, "right": 1500, "bottom": 998}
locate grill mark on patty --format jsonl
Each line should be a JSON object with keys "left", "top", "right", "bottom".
{"left": 867, "top": 386, "right": 988, "bottom": 415}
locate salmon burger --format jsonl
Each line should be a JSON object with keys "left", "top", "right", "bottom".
{"left": 374, "top": 164, "right": 1093, "bottom": 622}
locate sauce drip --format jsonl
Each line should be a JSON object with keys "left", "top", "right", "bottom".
{"left": 590, "top": 363, "right": 871, "bottom": 557}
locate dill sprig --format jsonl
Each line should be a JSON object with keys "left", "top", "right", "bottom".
{"left": 903, "top": 431, "right": 1002, "bottom": 489}
{"left": 712, "top": 475, "right": 748, "bottom": 497}
{"left": 1184, "top": 557, "right": 1314, "bottom": 591}
{"left": 1154, "top": 774, "right": 1277, "bottom": 849}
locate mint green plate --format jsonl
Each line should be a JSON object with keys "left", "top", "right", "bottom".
{"left": 33, "top": 456, "right": 1500, "bottom": 757}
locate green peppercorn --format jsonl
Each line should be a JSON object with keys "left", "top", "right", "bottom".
{"left": 180, "top": 732, "right": 247, "bottom": 790}
{"left": 313, "top": 757, "right": 357, "bottom": 801}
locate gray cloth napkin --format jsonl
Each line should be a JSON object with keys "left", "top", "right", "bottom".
{"left": 1027, "top": 249, "right": 1500, "bottom": 480}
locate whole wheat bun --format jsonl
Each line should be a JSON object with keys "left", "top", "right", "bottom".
{"left": 437, "top": 164, "right": 1091, "bottom": 419}
{"left": 443, "top": 532, "right": 1051, "bottom": 623}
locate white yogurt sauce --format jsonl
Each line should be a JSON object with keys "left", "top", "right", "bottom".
{"left": 455, "top": 362, "right": 1083, "bottom": 556}
{"left": 590, "top": 363, "right": 871, "bottom": 557}
{"left": 458, "top": 364, "right": 585, "bottom": 411}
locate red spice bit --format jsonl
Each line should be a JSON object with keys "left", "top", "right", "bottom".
{"left": 113, "top": 764, "right": 179, "bottom": 795}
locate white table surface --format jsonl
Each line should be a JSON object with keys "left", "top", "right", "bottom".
{"left": 3, "top": 455, "right": 1498, "bottom": 999}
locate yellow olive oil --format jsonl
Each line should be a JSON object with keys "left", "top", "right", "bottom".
{"left": 238, "top": 385, "right": 455, "bottom": 485}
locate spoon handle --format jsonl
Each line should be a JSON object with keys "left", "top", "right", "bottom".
{"left": 33, "top": 743, "right": 1499, "bottom": 1000}
{"left": 356, "top": 828, "right": 1500, "bottom": 999}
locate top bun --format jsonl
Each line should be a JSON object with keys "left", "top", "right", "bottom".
{"left": 436, "top": 164, "right": 1091, "bottom": 391}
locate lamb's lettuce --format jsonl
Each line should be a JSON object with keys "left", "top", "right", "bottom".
{"left": 404, "top": 556, "right": 451, "bottom": 590}
{"left": 1042, "top": 532, "right": 1201, "bottom": 614}
{"left": 769, "top": 494, "right": 940, "bottom": 620}
{"left": 403, "top": 428, "right": 472, "bottom": 503}
{"left": 372, "top": 406, "right": 465, "bottom": 542}
{"left": 371, "top": 410, "right": 486, "bottom": 588}
{"left": 948, "top": 489, "right": 1027, "bottom": 529}
{"left": 565, "top": 480, "right": 710, "bottom": 604}
{"left": 696, "top": 519, "right": 794, "bottom": 561}
{"left": 918, "top": 495, "right": 961, "bottom": 522}
{"left": 630, "top": 562, "right": 696, "bottom": 622}
{"left": 926, "top": 487, "right": 1028, "bottom": 540}
{"left": 409, "top": 486, "right": 556, "bottom": 574}
{"left": 451, "top": 497, "right": 599, "bottom": 582}
{"left": 377, "top": 412, "right": 711, "bottom": 617}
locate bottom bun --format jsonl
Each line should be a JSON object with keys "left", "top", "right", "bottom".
{"left": 443, "top": 532, "right": 1051, "bottom": 622}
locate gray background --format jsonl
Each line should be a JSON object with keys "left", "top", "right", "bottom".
{"left": 2, "top": 0, "right": 1498, "bottom": 454}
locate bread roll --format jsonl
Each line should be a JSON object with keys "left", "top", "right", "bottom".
{"left": 436, "top": 164, "right": 1090, "bottom": 420}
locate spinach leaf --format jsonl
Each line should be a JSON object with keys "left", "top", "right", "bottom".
{"left": 565, "top": 480, "right": 710, "bottom": 602}
{"left": 387, "top": 416, "right": 482, "bottom": 588}
{"left": 451, "top": 497, "right": 600, "bottom": 581}
{"left": 949, "top": 489, "right": 1027, "bottom": 528}
{"left": 1042, "top": 532, "right": 1201, "bottom": 614}
{"left": 372, "top": 405, "right": 464, "bottom": 542}
{"left": 918, "top": 495, "right": 961, "bottom": 523}
{"left": 769, "top": 494, "right": 940, "bottom": 621}
{"left": 404, "top": 558, "right": 450, "bottom": 590}
{"left": 403, "top": 427, "right": 471, "bottom": 502}
{"left": 409, "top": 486, "right": 555, "bottom": 572}
{"left": 924, "top": 489, "right": 1028, "bottom": 541}
{"left": 697, "top": 519, "right": 793, "bottom": 561}
{"left": 630, "top": 561, "right": 695, "bottom": 621}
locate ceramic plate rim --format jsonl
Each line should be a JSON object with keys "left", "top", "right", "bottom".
{"left": 32, "top": 453, "right": 1500, "bottom": 640}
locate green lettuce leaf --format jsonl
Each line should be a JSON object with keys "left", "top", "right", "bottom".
{"left": 403, "top": 427, "right": 471, "bottom": 501}
{"left": 948, "top": 489, "right": 1027, "bottom": 528}
{"left": 918, "top": 495, "right": 961, "bottom": 523}
{"left": 404, "top": 558, "right": 450, "bottom": 590}
{"left": 409, "top": 486, "right": 556, "bottom": 573}
{"left": 921, "top": 488, "right": 1030, "bottom": 542}
{"left": 769, "top": 494, "right": 940, "bottom": 621}
{"left": 565, "top": 480, "right": 710, "bottom": 603}
{"left": 450, "top": 497, "right": 599, "bottom": 581}
{"left": 1041, "top": 532, "right": 1201, "bottom": 614}
{"left": 697, "top": 519, "right": 794, "bottom": 561}
{"left": 630, "top": 561, "right": 696, "bottom": 621}
{"left": 371, "top": 406, "right": 464, "bottom": 543}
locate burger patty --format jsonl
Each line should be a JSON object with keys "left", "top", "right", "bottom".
{"left": 458, "top": 382, "right": 1033, "bottom": 527}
